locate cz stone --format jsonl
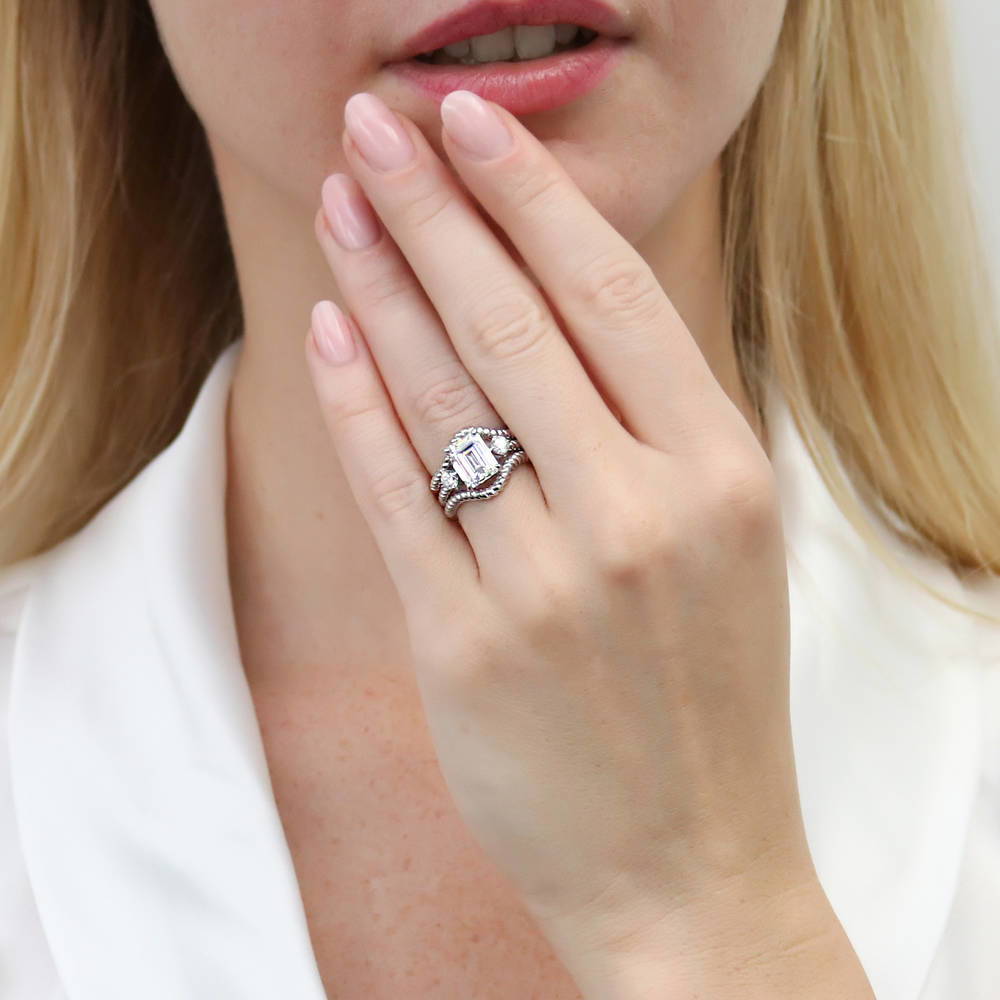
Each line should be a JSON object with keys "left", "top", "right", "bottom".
{"left": 490, "top": 434, "right": 511, "bottom": 456}
{"left": 450, "top": 432, "right": 500, "bottom": 488}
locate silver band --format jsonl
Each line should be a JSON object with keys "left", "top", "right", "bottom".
{"left": 429, "top": 425, "right": 530, "bottom": 519}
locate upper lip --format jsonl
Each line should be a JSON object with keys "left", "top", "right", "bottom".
{"left": 387, "top": 0, "right": 633, "bottom": 63}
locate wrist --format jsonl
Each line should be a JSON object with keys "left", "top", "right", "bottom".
{"left": 546, "top": 864, "right": 875, "bottom": 1000}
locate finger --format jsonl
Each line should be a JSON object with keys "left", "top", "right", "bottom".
{"left": 437, "top": 90, "right": 735, "bottom": 455}
{"left": 302, "top": 298, "right": 476, "bottom": 616}
{"left": 340, "top": 91, "right": 629, "bottom": 507}
{"left": 313, "top": 177, "right": 549, "bottom": 551}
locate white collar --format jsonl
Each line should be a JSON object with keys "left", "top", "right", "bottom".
{"left": 6, "top": 337, "right": 990, "bottom": 999}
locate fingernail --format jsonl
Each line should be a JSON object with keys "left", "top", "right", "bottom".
{"left": 344, "top": 92, "right": 416, "bottom": 172}
{"left": 440, "top": 90, "right": 513, "bottom": 161}
{"left": 321, "top": 173, "right": 381, "bottom": 250}
{"left": 311, "top": 300, "right": 357, "bottom": 365}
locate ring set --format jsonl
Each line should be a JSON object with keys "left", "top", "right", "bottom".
{"left": 429, "top": 425, "right": 530, "bottom": 519}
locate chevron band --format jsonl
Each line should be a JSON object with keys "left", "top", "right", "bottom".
{"left": 429, "top": 425, "right": 530, "bottom": 519}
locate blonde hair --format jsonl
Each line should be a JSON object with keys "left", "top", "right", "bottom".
{"left": 2, "top": 2, "right": 999, "bottom": 625}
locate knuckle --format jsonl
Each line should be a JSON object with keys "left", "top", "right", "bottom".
{"left": 595, "top": 535, "right": 644, "bottom": 585}
{"left": 400, "top": 182, "right": 454, "bottom": 232}
{"left": 704, "top": 453, "right": 780, "bottom": 546}
{"left": 535, "top": 571, "right": 579, "bottom": 622}
{"left": 367, "top": 463, "right": 429, "bottom": 521}
{"left": 411, "top": 361, "right": 482, "bottom": 428}
{"left": 325, "top": 390, "right": 384, "bottom": 434}
{"left": 499, "top": 552, "right": 580, "bottom": 635}
{"left": 591, "top": 494, "right": 679, "bottom": 583}
{"left": 504, "top": 164, "right": 563, "bottom": 218}
{"left": 515, "top": 579, "right": 579, "bottom": 638}
{"left": 425, "top": 624, "right": 504, "bottom": 692}
{"left": 466, "top": 293, "right": 551, "bottom": 362}
{"left": 577, "top": 252, "right": 666, "bottom": 326}
{"left": 353, "top": 261, "right": 415, "bottom": 312}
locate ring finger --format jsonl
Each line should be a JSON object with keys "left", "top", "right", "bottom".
{"left": 314, "top": 173, "right": 550, "bottom": 553}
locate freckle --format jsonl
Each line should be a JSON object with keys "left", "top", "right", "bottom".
{"left": 470, "top": 932, "right": 481, "bottom": 943}
{"left": 402, "top": 856, "right": 412, "bottom": 870}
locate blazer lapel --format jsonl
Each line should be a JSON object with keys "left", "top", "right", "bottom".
{"left": 9, "top": 339, "right": 327, "bottom": 999}
{"left": 6, "top": 340, "right": 987, "bottom": 1000}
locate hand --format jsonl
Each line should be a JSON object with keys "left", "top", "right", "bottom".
{"left": 304, "top": 89, "right": 832, "bottom": 991}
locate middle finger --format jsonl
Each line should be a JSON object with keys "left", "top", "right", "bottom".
{"left": 339, "top": 92, "right": 630, "bottom": 506}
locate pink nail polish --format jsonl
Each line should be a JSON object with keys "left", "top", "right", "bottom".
{"left": 311, "top": 300, "right": 357, "bottom": 366}
{"left": 321, "top": 173, "right": 381, "bottom": 251}
{"left": 440, "top": 90, "right": 513, "bottom": 161}
{"left": 344, "top": 92, "right": 416, "bottom": 172}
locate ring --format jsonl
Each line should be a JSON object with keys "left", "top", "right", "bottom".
{"left": 429, "top": 425, "right": 530, "bottom": 519}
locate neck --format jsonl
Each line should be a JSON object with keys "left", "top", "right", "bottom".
{"left": 219, "top": 145, "right": 761, "bottom": 690}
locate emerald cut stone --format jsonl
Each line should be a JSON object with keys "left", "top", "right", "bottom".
{"left": 450, "top": 432, "right": 500, "bottom": 488}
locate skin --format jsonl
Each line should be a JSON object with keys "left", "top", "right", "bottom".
{"left": 146, "top": 1, "right": 875, "bottom": 995}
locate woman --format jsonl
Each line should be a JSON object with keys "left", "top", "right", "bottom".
{"left": 1, "top": 0, "right": 998, "bottom": 997}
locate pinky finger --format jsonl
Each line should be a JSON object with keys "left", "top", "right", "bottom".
{"left": 304, "top": 299, "right": 478, "bottom": 617}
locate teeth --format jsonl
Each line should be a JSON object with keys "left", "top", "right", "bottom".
{"left": 470, "top": 27, "right": 515, "bottom": 62}
{"left": 419, "top": 24, "right": 594, "bottom": 65}
{"left": 554, "top": 23, "right": 579, "bottom": 44}
{"left": 513, "top": 24, "right": 556, "bottom": 60}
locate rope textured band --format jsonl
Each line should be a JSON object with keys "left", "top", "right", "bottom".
{"left": 429, "top": 425, "right": 530, "bottom": 519}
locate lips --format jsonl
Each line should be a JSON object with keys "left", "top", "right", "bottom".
{"left": 383, "top": 0, "right": 633, "bottom": 114}
{"left": 389, "top": 0, "right": 632, "bottom": 64}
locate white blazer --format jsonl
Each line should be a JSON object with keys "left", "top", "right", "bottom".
{"left": 1, "top": 338, "right": 997, "bottom": 1000}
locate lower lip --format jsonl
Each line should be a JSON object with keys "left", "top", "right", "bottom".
{"left": 385, "top": 36, "right": 628, "bottom": 115}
